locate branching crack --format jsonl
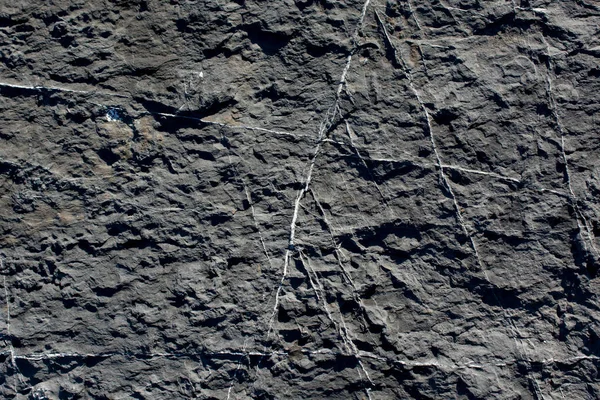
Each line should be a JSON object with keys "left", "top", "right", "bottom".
{"left": 375, "top": 10, "right": 476, "bottom": 247}
{"left": 260, "top": 2, "right": 375, "bottom": 397}
{"left": 266, "top": 0, "right": 373, "bottom": 341}
{"left": 375, "top": 11, "right": 549, "bottom": 399}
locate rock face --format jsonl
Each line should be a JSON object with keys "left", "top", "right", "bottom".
{"left": 1, "top": 0, "right": 600, "bottom": 398}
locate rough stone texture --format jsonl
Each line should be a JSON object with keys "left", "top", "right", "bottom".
{"left": 1, "top": 0, "right": 600, "bottom": 399}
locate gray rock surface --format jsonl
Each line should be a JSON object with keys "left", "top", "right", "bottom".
{"left": 1, "top": 0, "right": 600, "bottom": 398}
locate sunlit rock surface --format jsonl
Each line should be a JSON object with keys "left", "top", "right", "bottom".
{"left": 1, "top": 1, "right": 600, "bottom": 398}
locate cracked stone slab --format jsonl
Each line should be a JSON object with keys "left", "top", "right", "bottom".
{"left": 1, "top": 0, "right": 600, "bottom": 399}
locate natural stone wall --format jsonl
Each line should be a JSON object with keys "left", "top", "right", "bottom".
{"left": 1, "top": 0, "right": 600, "bottom": 398}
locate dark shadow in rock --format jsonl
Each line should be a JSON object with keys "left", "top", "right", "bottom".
{"left": 13, "top": 360, "right": 42, "bottom": 387}
{"left": 473, "top": 12, "right": 531, "bottom": 36}
{"left": 466, "top": 276, "right": 525, "bottom": 309}
{"left": 588, "top": 68, "right": 600, "bottom": 78}
{"left": 482, "top": 230, "right": 530, "bottom": 248}
{"left": 432, "top": 108, "right": 460, "bottom": 127}
{"left": 560, "top": 267, "right": 590, "bottom": 302}
{"left": 305, "top": 39, "right": 348, "bottom": 58}
{"left": 244, "top": 23, "right": 291, "bottom": 56}
{"left": 280, "top": 329, "right": 303, "bottom": 343}
{"left": 137, "top": 96, "right": 237, "bottom": 134}
{"left": 446, "top": 168, "right": 473, "bottom": 186}
{"left": 314, "top": 353, "right": 358, "bottom": 372}
{"left": 456, "top": 377, "right": 478, "bottom": 400}
{"left": 91, "top": 286, "right": 121, "bottom": 297}
{"left": 96, "top": 147, "right": 120, "bottom": 166}
{"left": 569, "top": 228, "right": 599, "bottom": 278}
{"left": 199, "top": 315, "right": 228, "bottom": 328}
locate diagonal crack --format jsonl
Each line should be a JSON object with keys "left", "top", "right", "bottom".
{"left": 265, "top": 0, "right": 373, "bottom": 342}
{"left": 375, "top": 10, "right": 550, "bottom": 399}
{"left": 540, "top": 35, "right": 599, "bottom": 264}
{"left": 344, "top": 120, "right": 396, "bottom": 218}
{"left": 258, "top": 2, "right": 376, "bottom": 398}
